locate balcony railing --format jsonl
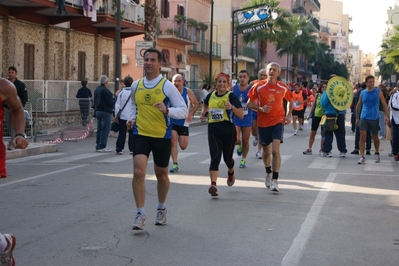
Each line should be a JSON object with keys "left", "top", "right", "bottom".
{"left": 158, "top": 19, "right": 201, "bottom": 44}
{"left": 52, "top": 0, "right": 144, "bottom": 23}
{"left": 308, "top": 0, "right": 321, "bottom": 10}
{"left": 363, "top": 63, "right": 373, "bottom": 67}
{"left": 98, "top": 0, "right": 144, "bottom": 23}
{"left": 188, "top": 40, "right": 221, "bottom": 57}
{"left": 238, "top": 46, "right": 257, "bottom": 59}
{"left": 308, "top": 19, "right": 320, "bottom": 31}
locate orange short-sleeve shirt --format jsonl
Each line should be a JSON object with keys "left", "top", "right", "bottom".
{"left": 248, "top": 80, "right": 292, "bottom": 127}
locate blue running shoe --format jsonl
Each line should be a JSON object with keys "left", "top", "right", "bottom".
{"left": 237, "top": 145, "right": 242, "bottom": 156}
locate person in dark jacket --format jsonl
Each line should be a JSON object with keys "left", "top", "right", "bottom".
{"left": 93, "top": 75, "right": 114, "bottom": 152}
{"left": 6, "top": 66, "right": 28, "bottom": 150}
{"left": 76, "top": 79, "right": 92, "bottom": 126}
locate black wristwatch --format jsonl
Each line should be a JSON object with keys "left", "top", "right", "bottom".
{"left": 14, "top": 133, "right": 27, "bottom": 139}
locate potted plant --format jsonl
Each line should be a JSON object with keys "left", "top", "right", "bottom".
{"left": 174, "top": 14, "right": 186, "bottom": 23}
{"left": 166, "top": 28, "right": 175, "bottom": 35}
{"left": 198, "top": 22, "right": 208, "bottom": 32}
{"left": 187, "top": 18, "right": 198, "bottom": 28}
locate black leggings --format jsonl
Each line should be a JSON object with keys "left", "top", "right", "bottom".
{"left": 208, "top": 131, "right": 236, "bottom": 171}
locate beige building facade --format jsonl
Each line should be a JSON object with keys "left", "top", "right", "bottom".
{"left": 122, "top": 0, "right": 221, "bottom": 90}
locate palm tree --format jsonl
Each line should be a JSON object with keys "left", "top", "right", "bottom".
{"left": 307, "top": 42, "right": 334, "bottom": 81}
{"left": 379, "top": 26, "right": 399, "bottom": 71}
{"left": 275, "top": 15, "right": 318, "bottom": 82}
{"left": 144, "top": 0, "right": 157, "bottom": 44}
{"left": 240, "top": 0, "right": 291, "bottom": 69}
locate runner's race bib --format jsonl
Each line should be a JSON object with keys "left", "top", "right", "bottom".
{"left": 241, "top": 103, "right": 248, "bottom": 115}
{"left": 209, "top": 108, "right": 224, "bottom": 122}
{"left": 294, "top": 101, "right": 300, "bottom": 108}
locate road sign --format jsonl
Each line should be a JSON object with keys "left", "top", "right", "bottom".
{"left": 135, "top": 41, "right": 153, "bottom": 60}
{"left": 136, "top": 60, "right": 144, "bottom": 68}
{"left": 312, "top": 75, "right": 317, "bottom": 82}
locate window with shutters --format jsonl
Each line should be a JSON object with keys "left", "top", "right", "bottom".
{"left": 102, "top": 55, "right": 109, "bottom": 77}
{"left": 24, "top": 43, "right": 35, "bottom": 79}
{"left": 78, "top": 51, "right": 86, "bottom": 81}
{"left": 161, "top": 0, "right": 169, "bottom": 18}
{"left": 177, "top": 4, "right": 184, "bottom": 16}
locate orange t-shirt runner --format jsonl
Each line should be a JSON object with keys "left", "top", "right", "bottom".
{"left": 248, "top": 80, "right": 292, "bottom": 128}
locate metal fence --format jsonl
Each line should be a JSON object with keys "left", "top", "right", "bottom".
{"left": 5, "top": 79, "right": 205, "bottom": 142}
{"left": 2, "top": 102, "right": 35, "bottom": 140}
{"left": 24, "top": 80, "right": 115, "bottom": 112}
{"left": 3, "top": 80, "right": 114, "bottom": 142}
{"left": 33, "top": 98, "right": 96, "bottom": 142}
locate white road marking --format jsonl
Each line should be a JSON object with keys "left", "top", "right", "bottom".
{"left": 308, "top": 157, "right": 340, "bottom": 169}
{"left": 148, "top": 152, "right": 198, "bottom": 164}
{"left": 254, "top": 155, "right": 291, "bottom": 166}
{"left": 0, "top": 165, "right": 87, "bottom": 188}
{"left": 44, "top": 153, "right": 105, "bottom": 163}
{"left": 7, "top": 153, "right": 66, "bottom": 163}
{"left": 282, "top": 172, "right": 337, "bottom": 266}
{"left": 364, "top": 160, "right": 393, "bottom": 172}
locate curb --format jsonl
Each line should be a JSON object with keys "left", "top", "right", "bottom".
{"left": 6, "top": 143, "right": 58, "bottom": 160}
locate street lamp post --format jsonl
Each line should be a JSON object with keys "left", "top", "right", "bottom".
{"left": 115, "top": 0, "right": 121, "bottom": 94}
{"left": 208, "top": 0, "right": 214, "bottom": 87}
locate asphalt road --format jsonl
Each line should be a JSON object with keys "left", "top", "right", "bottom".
{"left": 1, "top": 120, "right": 398, "bottom": 266}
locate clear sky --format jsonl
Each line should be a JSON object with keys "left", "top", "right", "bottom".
{"left": 340, "top": 0, "right": 395, "bottom": 56}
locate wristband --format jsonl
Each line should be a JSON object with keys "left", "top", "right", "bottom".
{"left": 14, "top": 133, "right": 27, "bottom": 139}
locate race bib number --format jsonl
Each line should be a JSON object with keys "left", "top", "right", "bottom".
{"left": 209, "top": 108, "right": 224, "bottom": 121}
{"left": 241, "top": 103, "right": 248, "bottom": 115}
{"left": 294, "top": 101, "right": 300, "bottom": 108}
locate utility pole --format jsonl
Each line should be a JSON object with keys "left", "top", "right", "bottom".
{"left": 115, "top": 0, "right": 121, "bottom": 93}
{"left": 208, "top": 0, "right": 214, "bottom": 87}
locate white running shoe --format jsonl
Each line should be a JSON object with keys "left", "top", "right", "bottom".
{"left": 270, "top": 179, "right": 279, "bottom": 192}
{"left": 253, "top": 137, "right": 259, "bottom": 146}
{"left": 265, "top": 173, "right": 272, "bottom": 188}
{"left": 357, "top": 156, "right": 365, "bottom": 164}
{"left": 375, "top": 153, "right": 380, "bottom": 163}
{"left": 155, "top": 208, "right": 167, "bottom": 226}
{"left": 132, "top": 213, "right": 146, "bottom": 230}
{"left": 256, "top": 150, "right": 262, "bottom": 159}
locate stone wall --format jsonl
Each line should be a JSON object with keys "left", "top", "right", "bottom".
{"left": 33, "top": 111, "right": 86, "bottom": 131}
{"left": 0, "top": 16, "right": 116, "bottom": 82}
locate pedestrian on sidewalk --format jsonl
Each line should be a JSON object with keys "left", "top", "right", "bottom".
{"left": 76, "top": 79, "right": 92, "bottom": 126}
{"left": 93, "top": 75, "right": 114, "bottom": 152}
{"left": 247, "top": 62, "right": 293, "bottom": 192}
{"left": 169, "top": 74, "right": 199, "bottom": 173}
{"left": 356, "top": 75, "right": 389, "bottom": 164}
{"left": 114, "top": 76, "right": 133, "bottom": 155}
{"left": 127, "top": 48, "right": 188, "bottom": 230}
{"left": 200, "top": 72, "right": 243, "bottom": 197}
{"left": 320, "top": 76, "right": 348, "bottom": 158}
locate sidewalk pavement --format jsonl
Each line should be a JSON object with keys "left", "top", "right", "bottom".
{"left": 5, "top": 141, "right": 58, "bottom": 160}
{"left": 5, "top": 116, "right": 206, "bottom": 160}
